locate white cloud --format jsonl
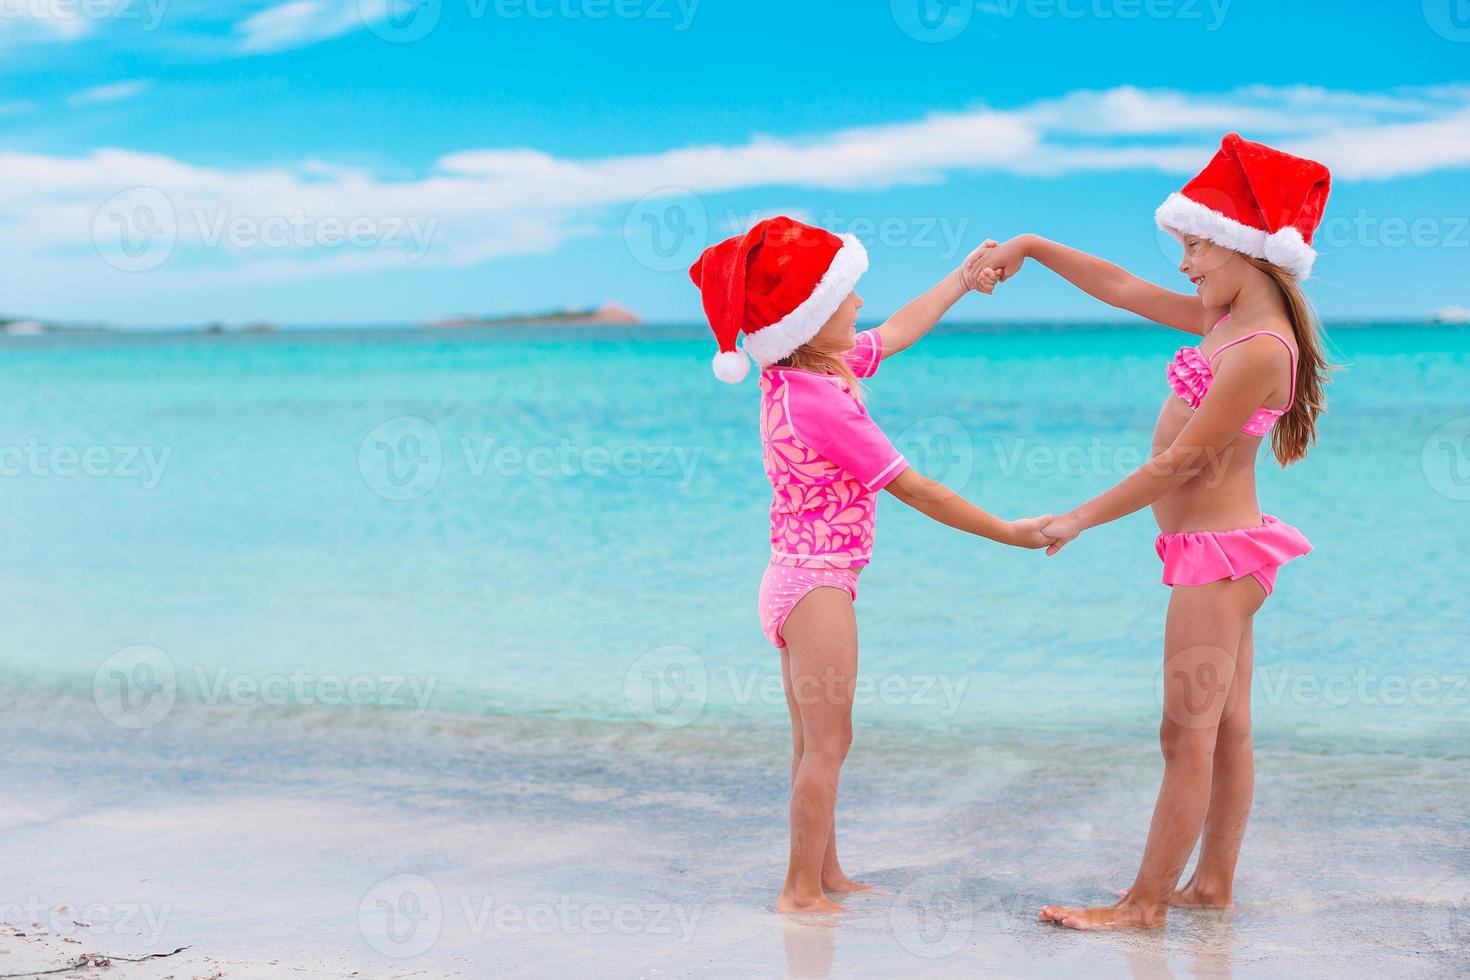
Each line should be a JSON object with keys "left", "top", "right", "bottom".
{"left": 1288, "top": 110, "right": 1470, "bottom": 181}
{"left": 0, "top": 0, "right": 94, "bottom": 41}
{"left": 0, "top": 0, "right": 150, "bottom": 43}
{"left": 235, "top": 0, "right": 380, "bottom": 53}
{"left": 1023, "top": 87, "right": 1307, "bottom": 136}
{"left": 0, "top": 0, "right": 372, "bottom": 53}
{"left": 1, "top": 84, "right": 1467, "bottom": 309}
{"left": 67, "top": 79, "right": 152, "bottom": 106}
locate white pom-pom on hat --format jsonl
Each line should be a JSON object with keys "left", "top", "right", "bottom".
{"left": 1263, "top": 225, "right": 1316, "bottom": 279}
{"left": 712, "top": 349, "right": 750, "bottom": 384}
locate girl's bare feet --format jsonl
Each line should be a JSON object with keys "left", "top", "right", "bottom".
{"left": 1115, "top": 877, "right": 1233, "bottom": 909}
{"left": 1039, "top": 899, "right": 1165, "bottom": 931}
{"left": 821, "top": 875, "right": 889, "bottom": 895}
{"left": 776, "top": 891, "right": 849, "bottom": 914}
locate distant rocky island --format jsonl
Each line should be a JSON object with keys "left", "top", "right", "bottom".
{"left": 427, "top": 303, "right": 642, "bottom": 329}
{"left": 202, "top": 321, "right": 278, "bottom": 334}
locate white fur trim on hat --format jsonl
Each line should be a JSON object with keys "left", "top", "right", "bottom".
{"left": 740, "top": 235, "right": 868, "bottom": 367}
{"left": 1155, "top": 193, "right": 1315, "bottom": 278}
{"left": 711, "top": 349, "right": 750, "bottom": 383}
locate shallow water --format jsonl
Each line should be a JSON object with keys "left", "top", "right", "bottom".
{"left": 1, "top": 323, "right": 1466, "bottom": 976}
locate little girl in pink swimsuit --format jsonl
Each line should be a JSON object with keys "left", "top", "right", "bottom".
{"left": 690, "top": 216, "right": 1052, "bottom": 913}
{"left": 967, "top": 133, "right": 1334, "bottom": 930}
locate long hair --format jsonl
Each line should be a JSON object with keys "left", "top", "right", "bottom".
{"left": 776, "top": 343, "right": 864, "bottom": 402}
{"left": 1245, "top": 256, "right": 1334, "bottom": 466}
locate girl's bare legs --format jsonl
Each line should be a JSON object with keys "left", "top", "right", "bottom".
{"left": 775, "top": 587, "right": 858, "bottom": 913}
{"left": 781, "top": 643, "right": 876, "bottom": 896}
{"left": 1041, "top": 577, "right": 1264, "bottom": 929}
{"left": 1174, "top": 615, "right": 1256, "bottom": 906}
{"left": 1116, "top": 615, "right": 1257, "bottom": 908}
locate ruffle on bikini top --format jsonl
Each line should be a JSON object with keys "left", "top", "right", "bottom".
{"left": 1166, "top": 345, "right": 1213, "bottom": 411}
{"left": 1166, "top": 343, "right": 1289, "bottom": 437}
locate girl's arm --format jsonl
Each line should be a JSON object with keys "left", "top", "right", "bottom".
{"left": 1040, "top": 338, "right": 1285, "bottom": 553}
{"left": 967, "top": 234, "right": 1225, "bottom": 336}
{"left": 885, "top": 466, "right": 1053, "bottom": 549}
{"left": 876, "top": 240, "right": 996, "bottom": 356}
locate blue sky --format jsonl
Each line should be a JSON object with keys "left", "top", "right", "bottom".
{"left": 1, "top": 0, "right": 1467, "bottom": 326}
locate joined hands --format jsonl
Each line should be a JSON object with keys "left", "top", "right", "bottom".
{"left": 962, "top": 235, "right": 1032, "bottom": 294}
{"left": 1011, "top": 517, "right": 1081, "bottom": 555}
{"left": 1039, "top": 513, "right": 1083, "bottom": 556}
{"left": 1011, "top": 513, "right": 1083, "bottom": 555}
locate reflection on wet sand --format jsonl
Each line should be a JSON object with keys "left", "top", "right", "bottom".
{"left": 782, "top": 916, "right": 839, "bottom": 979}
{"left": 1119, "top": 908, "right": 1236, "bottom": 979}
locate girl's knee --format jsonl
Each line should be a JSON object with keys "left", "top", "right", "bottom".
{"left": 806, "top": 724, "right": 853, "bottom": 762}
{"left": 1158, "top": 720, "right": 1218, "bottom": 765}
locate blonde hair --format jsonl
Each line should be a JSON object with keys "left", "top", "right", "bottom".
{"left": 1245, "top": 256, "right": 1335, "bottom": 466}
{"left": 776, "top": 344, "right": 865, "bottom": 402}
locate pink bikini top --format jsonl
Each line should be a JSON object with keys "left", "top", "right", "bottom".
{"left": 1167, "top": 322, "right": 1297, "bottom": 437}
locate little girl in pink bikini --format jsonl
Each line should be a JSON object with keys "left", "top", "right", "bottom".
{"left": 690, "top": 216, "right": 1053, "bottom": 913}
{"left": 968, "top": 133, "right": 1334, "bottom": 930}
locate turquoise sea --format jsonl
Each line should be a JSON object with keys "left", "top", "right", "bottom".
{"left": 1, "top": 322, "right": 1466, "bottom": 977}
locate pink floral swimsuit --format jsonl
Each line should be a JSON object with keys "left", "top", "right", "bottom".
{"left": 756, "top": 331, "right": 906, "bottom": 647}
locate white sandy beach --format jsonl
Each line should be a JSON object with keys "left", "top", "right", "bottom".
{"left": 3, "top": 694, "right": 1466, "bottom": 980}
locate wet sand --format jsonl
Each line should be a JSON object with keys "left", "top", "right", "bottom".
{"left": 2, "top": 697, "right": 1466, "bottom": 979}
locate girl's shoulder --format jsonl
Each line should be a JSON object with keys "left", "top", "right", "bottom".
{"left": 763, "top": 365, "right": 852, "bottom": 393}
{"left": 763, "top": 368, "right": 867, "bottom": 439}
{"left": 1205, "top": 315, "right": 1298, "bottom": 359}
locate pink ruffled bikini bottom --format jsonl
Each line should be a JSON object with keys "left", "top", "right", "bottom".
{"left": 1155, "top": 514, "right": 1311, "bottom": 598}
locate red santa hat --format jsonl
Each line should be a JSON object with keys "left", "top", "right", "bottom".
{"left": 689, "top": 216, "right": 867, "bottom": 383}
{"left": 1155, "top": 132, "right": 1332, "bottom": 279}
